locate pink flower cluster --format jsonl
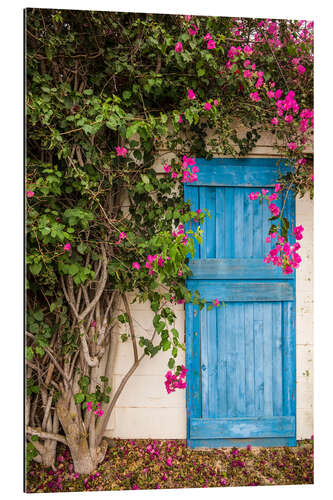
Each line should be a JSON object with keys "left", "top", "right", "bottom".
{"left": 144, "top": 253, "right": 171, "bottom": 276}
{"left": 204, "top": 33, "right": 216, "bottom": 50}
{"left": 27, "top": 190, "right": 35, "bottom": 198}
{"left": 115, "top": 231, "right": 127, "bottom": 245}
{"left": 164, "top": 365, "right": 188, "bottom": 394}
{"left": 172, "top": 223, "right": 188, "bottom": 245}
{"left": 85, "top": 401, "right": 104, "bottom": 417}
{"left": 181, "top": 155, "right": 199, "bottom": 183}
{"left": 115, "top": 146, "right": 127, "bottom": 157}
{"left": 264, "top": 234, "right": 302, "bottom": 274}
{"left": 63, "top": 243, "right": 71, "bottom": 252}
{"left": 188, "top": 24, "right": 198, "bottom": 36}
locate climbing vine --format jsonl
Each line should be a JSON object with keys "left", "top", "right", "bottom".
{"left": 25, "top": 9, "right": 313, "bottom": 473}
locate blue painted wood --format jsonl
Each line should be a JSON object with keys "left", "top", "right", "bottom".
{"left": 188, "top": 259, "right": 294, "bottom": 280}
{"left": 186, "top": 280, "right": 295, "bottom": 302}
{"left": 215, "top": 187, "right": 225, "bottom": 258}
{"left": 187, "top": 158, "right": 291, "bottom": 187}
{"left": 188, "top": 437, "right": 296, "bottom": 449}
{"left": 185, "top": 158, "right": 296, "bottom": 448}
{"left": 185, "top": 302, "right": 201, "bottom": 449}
{"left": 190, "top": 416, "right": 296, "bottom": 439}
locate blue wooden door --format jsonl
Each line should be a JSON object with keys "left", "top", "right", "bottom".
{"left": 185, "top": 158, "right": 296, "bottom": 448}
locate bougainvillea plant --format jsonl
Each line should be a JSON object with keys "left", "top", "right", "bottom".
{"left": 25, "top": 9, "right": 313, "bottom": 474}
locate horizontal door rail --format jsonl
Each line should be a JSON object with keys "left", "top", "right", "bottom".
{"left": 189, "top": 259, "right": 294, "bottom": 280}
{"left": 186, "top": 280, "right": 295, "bottom": 301}
{"left": 190, "top": 416, "right": 295, "bottom": 439}
{"left": 186, "top": 158, "right": 291, "bottom": 187}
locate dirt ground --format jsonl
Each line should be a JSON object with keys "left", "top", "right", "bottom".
{"left": 26, "top": 438, "right": 314, "bottom": 493}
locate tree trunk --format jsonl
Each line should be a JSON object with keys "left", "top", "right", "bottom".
{"left": 56, "top": 396, "right": 97, "bottom": 474}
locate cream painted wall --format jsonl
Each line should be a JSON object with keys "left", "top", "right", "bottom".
{"left": 105, "top": 135, "right": 314, "bottom": 442}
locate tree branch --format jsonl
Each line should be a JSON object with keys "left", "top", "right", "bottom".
{"left": 26, "top": 427, "right": 68, "bottom": 446}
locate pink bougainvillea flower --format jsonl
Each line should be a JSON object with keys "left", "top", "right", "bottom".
{"left": 250, "top": 92, "right": 261, "bottom": 102}
{"left": 243, "top": 59, "right": 251, "bottom": 68}
{"left": 177, "top": 298, "right": 185, "bottom": 304}
{"left": 26, "top": 190, "right": 35, "bottom": 198}
{"left": 188, "top": 24, "right": 198, "bottom": 36}
{"left": 275, "top": 183, "right": 281, "bottom": 192}
{"left": 294, "top": 224, "right": 304, "bottom": 240}
{"left": 267, "top": 90, "right": 275, "bottom": 98}
{"left": 285, "top": 115, "right": 293, "bottom": 123}
{"left": 115, "top": 231, "right": 127, "bottom": 244}
{"left": 63, "top": 243, "right": 71, "bottom": 252}
{"left": 177, "top": 270, "right": 183, "bottom": 277}
{"left": 261, "top": 188, "right": 269, "bottom": 195}
{"left": 243, "top": 44, "right": 253, "bottom": 55}
{"left": 207, "top": 39, "right": 216, "bottom": 50}
{"left": 171, "top": 172, "right": 178, "bottom": 179}
{"left": 256, "top": 77, "right": 264, "bottom": 89}
{"left": 203, "top": 102, "right": 212, "bottom": 110}
{"left": 132, "top": 262, "right": 140, "bottom": 270}
{"left": 192, "top": 165, "right": 199, "bottom": 173}
{"left": 249, "top": 192, "right": 259, "bottom": 200}
{"left": 213, "top": 298, "right": 220, "bottom": 307}
{"left": 265, "top": 236, "right": 271, "bottom": 243}
{"left": 288, "top": 142, "right": 297, "bottom": 150}
{"left": 175, "top": 42, "right": 183, "bottom": 53}
{"left": 188, "top": 89, "right": 196, "bottom": 100}
{"left": 157, "top": 256, "right": 165, "bottom": 267}
{"left": 297, "top": 64, "right": 306, "bottom": 74}
{"left": 251, "top": 63, "right": 256, "bottom": 70}
{"left": 292, "top": 57, "right": 300, "bottom": 66}
{"left": 166, "top": 457, "right": 173, "bottom": 466}
{"left": 213, "top": 99, "right": 218, "bottom": 106}
{"left": 184, "top": 15, "right": 191, "bottom": 21}
{"left": 178, "top": 114, "right": 183, "bottom": 123}
{"left": 163, "top": 164, "right": 171, "bottom": 173}
{"left": 275, "top": 89, "right": 282, "bottom": 99}
{"left": 271, "top": 232, "right": 277, "bottom": 239}
{"left": 91, "top": 320, "right": 97, "bottom": 327}
{"left": 269, "top": 203, "right": 280, "bottom": 217}
{"left": 204, "top": 33, "right": 212, "bottom": 41}
{"left": 243, "top": 70, "right": 253, "bottom": 79}
{"left": 115, "top": 146, "right": 127, "bottom": 157}
{"left": 271, "top": 117, "right": 279, "bottom": 125}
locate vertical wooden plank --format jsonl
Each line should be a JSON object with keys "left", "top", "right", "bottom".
{"left": 234, "top": 189, "right": 245, "bottom": 258}
{"left": 253, "top": 193, "right": 263, "bottom": 257}
{"left": 200, "top": 305, "right": 209, "bottom": 417}
{"left": 244, "top": 303, "right": 255, "bottom": 416}
{"left": 263, "top": 303, "right": 273, "bottom": 416}
{"left": 243, "top": 188, "right": 254, "bottom": 258}
{"left": 272, "top": 302, "right": 283, "bottom": 416}
{"left": 235, "top": 303, "right": 246, "bottom": 416}
{"left": 262, "top": 190, "right": 272, "bottom": 258}
{"left": 217, "top": 305, "right": 227, "bottom": 417}
{"left": 189, "top": 186, "right": 200, "bottom": 259}
{"left": 186, "top": 302, "right": 193, "bottom": 445}
{"left": 224, "top": 188, "right": 234, "bottom": 258}
{"left": 282, "top": 301, "right": 296, "bottom": 418}
{"left": 254, "top": 304, "right": 264, "bottom": 416}
{"left": 226, "top": 303, "right": 237, "bottom": 417}
{"left": 205, "top": 187, "right": 216, "bottom": 258}
{"left": 207, "top": 307, "right": 218, "bottom": 417}
{"left": 200, "top": 188, "right": 207, "bottom": 258}
{"left": 215, "top": 187, "right": 225, "bottom": 258}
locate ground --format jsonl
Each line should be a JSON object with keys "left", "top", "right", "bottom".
{"left": 26, "top": 438, "right": 314, "bottom": 493}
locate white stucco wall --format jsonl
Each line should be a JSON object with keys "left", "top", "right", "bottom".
{"left": 105, "top": 132, "right": 314, "bottom": 441}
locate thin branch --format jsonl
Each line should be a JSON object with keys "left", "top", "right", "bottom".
{"left": 26, "top": 427, "right": 68, "bottom": 446}
{"left": 121, "top": 293, "right": 138, "bottom": 363}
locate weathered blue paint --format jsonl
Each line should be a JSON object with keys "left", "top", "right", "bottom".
{"left": 185, "top": 158, "right": 296, "bottom": 448}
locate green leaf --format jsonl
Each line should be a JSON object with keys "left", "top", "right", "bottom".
{"left": 168, "top": 358, "right": 175, "bottom": 369}
{"left": 74, "top": 393, "right": 85, "bottom": 404}
{"left": 30, "top": 262, "right": 42, "bottom": 275}
{"left": 26, "top": 346, "right": 34, "bottom": 361}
